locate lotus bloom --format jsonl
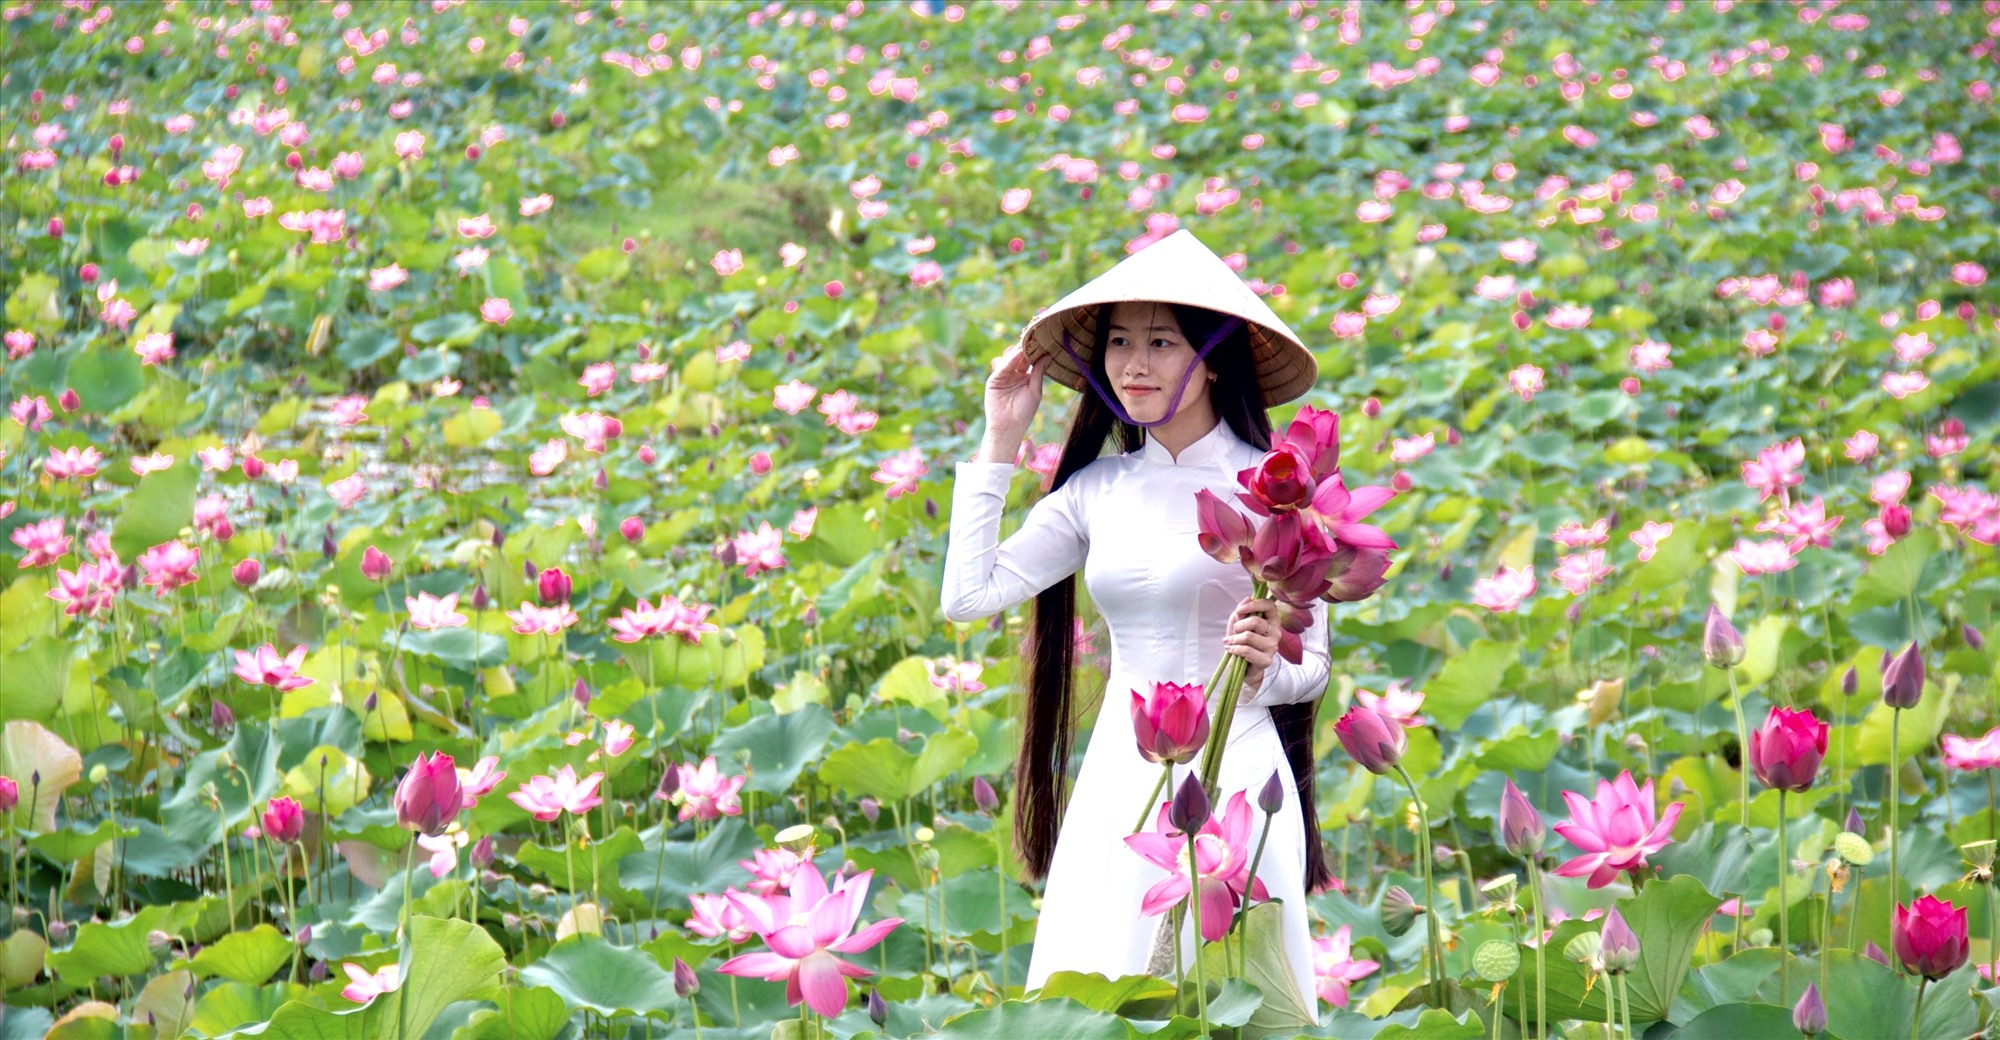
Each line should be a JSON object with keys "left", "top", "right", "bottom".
{"left": 138, "top": 539, "right": 200, "bottom": 593}
{"left": 508, "top": 601, "right": 578, "bottom": 635}
{"left": 1552, "top": 771, "right": 1684, "bottom": 888}
{"left": 1498, "top": 778, "right": 1546, "bottom": 857}
{"left": 688, "top": 892, "right": 757, "bottom": 943}
{"left": 340, "top": 963, "right": 400, "bottom": 1004}
{"left": 718, "top": 864, "right": 904, "bottom": 1018}
{"left": 361, "top": 545, "right": 393, "bottom": 581}
{"left": 1333, "top": 705, "right": 1406, "bottom": 776}
{"left": 1132, "top": 680, "right": 1210, "bottom": 765}
{"left": 1893, "top": 894, "right": 1970, "bottom": 980}
{"left": 233, "top": 643, "right": 316, "bottom": 691}
{"left": 507, "top": 765, "right": 604, "bottom": 822}
{"left": 405, "top": 591, "right": 467, "bottom": 630}
{"left": 1310, "top": 925, "right": 1380, "bottom": 1008}
{"left": 1942, "top": 728, "right": 2000, "bottom": 772}
{"left": 740, "top": 848, "right": 809, "bottom": 897}
{"left": 1125, "top": 789, "right": 1268, "bottom": 941}
{"left": 536, "top": 566, "right": 572, "bottom": 606}
{"left": 262, "top": 796, "right": 305, "bottom": 844}
{"left": 480, "top": 297, "right": 512, "bottom": 325}
{"left": 0, "top": 776, "right": 16, "bottom": 813}
{"left": 396, "top": 751, "right": 465, "bottom": 836}
{"left": 1471, "top": 565, "right": 1537, "bottom": 613}
{"left": 1238, "top": 445, "right": 1318, "bottom": 513}
{"left": 11, "top": 517, "right": 70, "bottom": 567}
{"left": 669, "top": 756, "right": 746, "bottom": 821}
{"left": 418, "top": 830, "right": 469, "bottom": 877}
{"left": 1356, "top": 683, "right": 1425, "bottom": 728}
{"left": 1881, "top": 642, "right": 1925, "bottom": 709}
{"left": 1748, "top": 706, "right": 1828, "bottom": 792}
{"left": 1195, "top": 488, "right": 1255, "bottom": 564}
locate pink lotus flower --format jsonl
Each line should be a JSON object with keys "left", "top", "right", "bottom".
{"left": 1508, "top": 364, "right": 1545, "bottom": 401}
{"left": 1124, "top": 790, "right": 1268, "bottom": 941}
{"left": 44, "top": 446, "right": 105, "bottom": 480}
{"left": 1552, "top": 518, "right": 1610, "bottom": 549}
{"left": 740, "top": 849, "right": 809, "bottom": 897}
{"left": 11, "top": 517, "right": 70, "bottom": 567}
{"left": 1741, "top": 438, "right": 1805, "bottom": 503}
{"left": 667, "top": 756, "right": 745, "bottom": 821}
{"left": 1894, "top": 894, "right": 1970, "bottom": 980}
{"left": 1356, "top": 682, "right": 1425, "bottom": 727}
{"left": 508, "top": 765, "right": 604, "bottom": 822}
{"left": 138, "top": 540, "right": 200, "bottom": 593}
{"left": 1000, "top": 187, "right": 1032, "bottom": 214}
{"left": 262, "top": 796, "right": 305, "bottom": 844}
{"left": 418, "top": 830, "right": 469, "bottom": 877}
{"left": 1629, "top": 339, "right": 1673, "bottom": 372}
{"left": 1942, "top": 728, "right": 2000, "bottom": 772}
{"left": 458, "top": 214, "right": 496, "bottom": 239}
{"left": 788, "top": 507, "right": 817, "bottom": 540}
{"left": 397, "top": 751, "right": 465, "bottom": 836}
{"left": 1726, "top": 537, "right": 1798, "bottom": 576}
{"left": 1551, "top": 549, "right": 1611, "bottom": 595}
{"left": 1871, "top": 470, "right": 1912, "bottom": 507}
{"left": 459, "top": 756, "right": 506, "bottom": 808}
{"left": 688, "top": 891, "right": 757, "bottom": 943}
{"left": 717, "top": 864, "right": 904, "bottom": 1019}
{"left": 732, "top": 522, "right": 787, "bottom": 576}
{"left": 1629, "top": 521, "right": 1674, "bottom": 562}
{"left": 1545, "top": 304, "right": 1592, "bottom": 329}
{"left": 340, "top": 963, "right": 400, "bottom": 1004}
{"left": 508, "top": 601, "right": 577, "bottom": 635}
{"left": 234, "top": 640, "right": 316, "bottom": 692}
{"left": 1748, "top": 706, "right": 1828, "bottom": 792}
{"left": 772, "top": 380, "right": 818, "bottom": 415}
{"left": 1310, "top": 925, "right": 1380, "bottom": 1007}
{"left": 1553, "top": 771, "right": 1684, "bottom": 888}
{"left": 480, "top": 297, "right": 513, "bottom": 325}
{"left": 1758, "top": 496, "right": 1844, "bottom": 552}
{"left": 1471, "top": 565, "right": 1537, "bottom": 613}
{"left": 1131, "top": 680, "right": 1210, "bottom": 765}
{"left": 406, "top": 591, "right": 467, "bottom": 630}
{"left": 326, "top": 474, "right": 366, "bottom": 509}
{"left": 369, "top": 263, "right": 408, "bottom": 293}
{"left": 711, "top": 248, "right": 744, "bottom": 276}
{"left": 559, "top": 412, "right": 622, "bottom": 453}
{"left": 871, "top": 449, "right": 929, "bottom": 500}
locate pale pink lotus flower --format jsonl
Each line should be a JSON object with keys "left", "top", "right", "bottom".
{"left": 788, "top": 506, "right": 817, "bottom": 539}
{"left": 459, "top": 756, "right": 506, "bottom": 808}
{"left": 1362, "top": 293, "right": 1401, "bottom": 318}
{"left": 1563, "top": 125, "right": 1599, "bottom": 148}
{"left": 458, "top": 214, "right": 496, "bottom": 239}
{"left": 717, "top": 864, "right": 904, "bottom": 1018}
{"left": 130, "top": 453, "right": 174, "bottom": 476}
{"left": 1498, "top": 239, "right": 1539, "bottom": 264}
{"left": 1546, "top": 304, "right": 1592, "bottom": 330}
{"left": 453, "top": 248, "right": 488, "bottom": 273}
{"left": 45, "top": 446, "right": 105, "bottom": 480}
{"left": 1926, "top": 419, "right": 1969, "bottom": 459}
{"left": 394, "top": 130, "right": 425, "bottom": 159}
{"left": 507, "top": 601, "right": 577, "bottom": 635}
{"left": 1552, "top": 549, "right": 1611, "bottom": 595}
{"left": 778, "top": 242, "right": 808, "bottom": 268}
{"left": 660, "top": 596, "right": 721, "bottom": 643}
{"left": 508, "top": 765, "right": 604, "bottom": 821}
{"left": 1474, "top": 275, "right": 1516, "bottom": 301}
{"left": 368, "top": 264, "right": 408, "bottom": 291}
{"left": 1552, "top": 518, "right": 1610, "bottom": 548}
{"left": 687, "top": 892, "right": 757, "bottom": 942}
{"left": 669, "top": 756, "right": 746, "bottom": 821}
{"left": 712, "top": 248, "right": 745, "bottom": 276}
{"left": 11, "top": 518, "right": 70, "bottom": 567}
{"left": 134, "top": 331, "right": 175, "bottom": 366}
{"left": 1356, "top": 200, "right": 1392, "bottom": 223}
{"left": 433, "top": 379, "right": 462, "bottom": 398}
{"left": 600, "top": 720, "right": 635, "bottom": 758}
{"left": 559, "top": 412, "right": 622, "bottom": 453}
{"left": 733, "top": 522, "right": 787, "bottom": 576}
{"left": 716, "top": 340, "right": 752, "bottom": 364}
{"left": 607, "top": 598, "right": 670, "bottom": 643}
{"left": 47, "top": 561, "right": 118, "bottom": 618}
{"left": 1480, "top": 564, "right": 1536, "bottom": 612}
{"left": 1741, "top": 438, "right": 1805, "bottom": 503}
{"left": 4, "top": 330, "right": 35, "bottom": 360}
{"left": 1892, "top": 331, "right": 1933, "bottom": 363}
{"left": 1930, "top": 484, "right": 2000, "bottom": 546}
{"left": 909, "top": 260, "right": 943, "bottom": 287}
{"left": 818, "top": 390, "right": 860, "bottom": 426}
{"left": 406, "top": 591, "right": 467, "bottom": 630}
{"left": 234, "top": 643, "right": 316, "bottom": 690}
{"left": 773, "top": 380, "right": 818, "bottom": 414}
{"left": 327, "top": 474, "right": 367, "bottom": 509}
{"left": 329, "top": 396, "right": 368, "bottom": 426}
{"left": 480, "top": 297, "right": 513, "bottom": 325}
{"left": 1727, "top": 537, "right": 1799, "bottom": 576}
{"left": 1881, "top": 371, "right": 1929, "bottom": 399}
{"left": 340, "top": 963, "right": 400, "bottom": 1004}
{"left": 1505, "top": 364, "right": 1545, "bottom": 401}
{"left": 1844, "top": 430, "right": 1879, "bottom": 462}
{"left": 1125, "top": 791, "right": 1267, "bottom": 942}
{"left": 578, "top": 363, "right": 616, "bottom": 396}
{"left": 928, "top": 659, "right": 986, "bottom": 695}
{"left": 1311, "top": 926, "right": 1380, "bottom": 1008}
{"left": 138, "top": 540, "right": 200, "bottom": 593}
{"left": 201, "top": 144, "right": 244, "bottom": 185}
{"left": 267, "top": 459, "right": 300, "bottom": 485}
{"left": 417, "top": 830, "right": 467, "bottom": 877}
{"left": 1741, "top": 328, "right": 1779, "bottom": 357}
{"left": 1860, "top": 514, "right": 1896, "bottom": 556}
{"left": 196, "top": 446, "right": 233, "bottom": 472}
{"left": 1758, "top": 496, "right": 1844, "bottom": 551}
{"left": 331, "top": 151, "right": 364, "bottom": 179}
{"left": 1390, "top": 433, "right": 1435, "bottom": 463}
{"left": 1871, "top": 470, "right": 1911, "bottom": 507}
{"left": 243, "top": 196, "right": 274, "bottom": 218}
{"left": 528, "top": 438, "right": 568, "bottom": 476}
{"left": 1952, "top": 262, "right": 1988, "bottom": 287}
{"left": 10, "top": 394, "right": 51, "bottom": 430}
{"left": 871, "top": 449, "right": 929, "bottom": 500}
{"left": 740, "top": 849, "right": 808, "bottom": 897}
{"left": 1629, "top": 521, "right": 1674, "bottom": 563}
{"left": 1356, "top": 682, "right": 1425, "bottom": 727}
{"left": 519, "top": 194, "right": 553, "bottom": 217}
{"left": 1943, "top": 728, "right": 2000, "bottom": 772}
{"left": 1553, "top": 771, "right": 1683, "bottom": 888}
{"left": 1000, "top": 187, "right": 1032, "bottom": 214}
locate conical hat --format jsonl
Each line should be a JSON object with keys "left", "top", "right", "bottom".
{"left": 1016, "top": 229, "right": 1317, "bottom": 408}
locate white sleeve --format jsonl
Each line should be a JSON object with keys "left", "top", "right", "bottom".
{"left": 938, "top": 461, "right": 1088, "bottom": 623}
{"left": 1240, "top": 596, "right": 1331, "bottom": 707}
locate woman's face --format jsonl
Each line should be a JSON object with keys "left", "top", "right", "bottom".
{"left": 1101, "top": 300, "right": 1213, "bottom": 426}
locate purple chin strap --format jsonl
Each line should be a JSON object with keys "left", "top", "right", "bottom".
{"left": 1058, "top": 314, "right": 1244, "bottom": 428}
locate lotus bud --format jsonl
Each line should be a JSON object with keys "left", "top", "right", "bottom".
{"left": 1334, "top": 704, "right": 1406, "bottom": 775}
{"left": 1862, "top": 940, "right": 1890, "bottom": 966}
{"left": 672, "top": 957, "right": 699, "bottom": 998}
{"left": 147, "top": 930, "right": 174, "bottom": 955}
{"left": 620, "top": 516, "right": 644, "bottom": 542}
{"left": 232, "top": 558, "right": 261, "bottom": 586}
{"left": 1794, "top": 982, "right": 1826, "bottom": 1036}
{"left": 1881, "top": 505, "right": 1911, "bottom": 537}
{"left": 572, "top": 678, "right": 591, "bottom": 706}
{"left": 80, "top": 262, "right": 99, "bottom": 283}
{"left": 48, "top": 920, "right": 73, "bottom": 945}
{"left": 866, "top": 986, "right": 888, "bottom": 1026}
{"left": 1381, "top": 885, "right": 1425, "bottom": 936}
{"left": 1880, "top": 642, "right": 1924, "bottom": 709}
{"left": 360, "top": 545, "right": 392, "bottom": 581}
{"left": 469, "top": 835, "right": 495, "bottom": 870}
{"left": 537, "top": 565, "right": 572, "bottom": 606}
{"left": 858, "top": 796, "right": 880, "bottom": 823}
{"left": 1167, "top": 773, "right": 1210, "bottom": 833}
{"left": 1702, "top": 605, "right": 1744, "bottom": 669}
{"left": 0, "top": 777, "right": 15, "bottom": 813}
{"left": 211, "top": 699, "right": 236, "bottom": 732}
{"left": 1499, "top": 778, "right": 1545, "bottom": 857}
{"left": 309, "top": 959, "right": 328, "bottom": 983}
{"left": 1599, "top": 907, "right": 1640, "bottom": 974}
{"left": 1965, "top": 624, "right": 1985, "bottom": 651}
{"left": 1841, "top": 665, "right": 1858, "bottom": 696}
{"left": 972, "top": 776, "right": 998, "bottom": 813}
{"left": 1257, "top": 769, "right": 1285, "bottom": 815}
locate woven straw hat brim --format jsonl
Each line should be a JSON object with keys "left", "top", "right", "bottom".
{"left": 1015, "top": 229, "right": 1317, "bottom": 408}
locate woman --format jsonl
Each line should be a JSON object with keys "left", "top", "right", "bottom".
{"left": 939, "top": 229, "right": 1330, "bottom": 1012}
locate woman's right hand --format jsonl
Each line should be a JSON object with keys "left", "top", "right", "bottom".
{"left": 980, "top": 343, "right": 1047, "bottom": 460}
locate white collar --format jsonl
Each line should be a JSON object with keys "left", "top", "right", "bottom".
{"left": 1137, "top": 419, "right": 1243, "bottom": 468}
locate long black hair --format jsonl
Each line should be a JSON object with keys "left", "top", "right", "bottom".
{"left": 1014, "top": 302, "right": 1332, "bottom": 893}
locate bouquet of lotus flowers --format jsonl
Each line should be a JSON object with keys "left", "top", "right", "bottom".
{"left": 1190, "top": 405, "right": 1398, "bottom": 794}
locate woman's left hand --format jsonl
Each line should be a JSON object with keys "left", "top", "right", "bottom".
{"left": 1224, "top": 596, "right": 1280, "bottom": 691}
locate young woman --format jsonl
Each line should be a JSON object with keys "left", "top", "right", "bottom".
{"left": 939, "top": 230, "right": 1330, "bottom": 1012}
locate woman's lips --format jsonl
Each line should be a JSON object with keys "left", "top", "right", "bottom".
{"left": 1123, "top": 386, "right": 1158, "bottom": 397}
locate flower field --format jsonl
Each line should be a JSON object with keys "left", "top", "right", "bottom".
{"left": 2, "top": 0, "right": 1998, "bottom": 1037}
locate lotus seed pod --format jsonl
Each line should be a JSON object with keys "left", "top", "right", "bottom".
{"left": 1474, "top": 939, "right": 1521, "bottom": 983}
{"left": 1833, "top": 832, "right": 1875, "bottom": 865}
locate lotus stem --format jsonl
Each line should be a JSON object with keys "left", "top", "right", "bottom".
{"left": 1777, "top": 787, "right": 1789, "bottom": 1006}
{"left": 1395, "top": 764, "right": 1446, "bottom": 1007}
{"left": 1910, "top": 976, "right": 1928, "bottom": 1040}
{"left": 1529, "top": 860, "right": 1548, "bottom": 1040}
{"left": 1186, "top": 828, "right": 1210, "bottom": 1038}
{"left": 1890, "top": 705, "right": 1901, "bottom": 938}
